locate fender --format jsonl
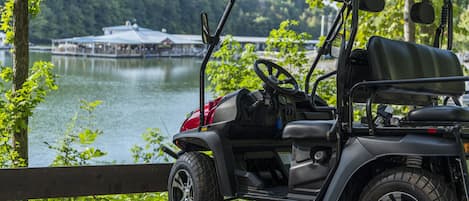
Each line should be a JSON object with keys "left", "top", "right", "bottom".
{"left": 323, "top": 134, "right": 460, "bottom": 201}
{"left": 173, "top": 131, "right": 236, "bottom": 197}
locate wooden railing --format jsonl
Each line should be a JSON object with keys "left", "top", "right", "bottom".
{"left": 0, "top": 164, "right": 172, "bottom": 200}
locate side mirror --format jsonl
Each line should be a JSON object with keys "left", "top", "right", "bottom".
{"left": 201, "top": 13, "right": 212, "bottom": 44}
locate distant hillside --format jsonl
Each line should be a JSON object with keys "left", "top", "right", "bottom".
{"left": 23, "top": 0, "right": 335, "bottom": 43}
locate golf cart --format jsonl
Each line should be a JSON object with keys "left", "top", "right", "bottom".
{"left": 167, "top": 0, "right": 469, "bottom": 200}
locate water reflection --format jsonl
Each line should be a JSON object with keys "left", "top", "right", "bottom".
{"left": 52, "top": 56, "right": 201, "bottom": 85}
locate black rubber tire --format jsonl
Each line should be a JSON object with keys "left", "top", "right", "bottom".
{"left": 359, "top": 168, "right": 456, "bottom": 201}
{"left": 168, "top": 152, "right": 223, "bottom": 201}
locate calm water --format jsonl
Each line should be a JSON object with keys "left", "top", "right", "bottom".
{"left": 0, "top": 51, "right": 204, "bottom": 167}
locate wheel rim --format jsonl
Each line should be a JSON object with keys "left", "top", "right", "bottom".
{"left": 378, "top": 191, "right": 418, "bottom": 201}
{"left": 171, "top": 169, "right": 194, "bottom": 201}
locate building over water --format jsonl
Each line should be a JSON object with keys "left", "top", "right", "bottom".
{"left": 52, "top": 22, "right": 205, "bottom": 58}
{"left": 52, "top": 22, "right": 319, "bottom": 58}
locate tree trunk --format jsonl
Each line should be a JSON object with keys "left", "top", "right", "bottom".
{"left": 12, "top": 0, "right": 29, "bottom": 166}
{"left": 404, "top": 0, "right": 416, "bottom": 42}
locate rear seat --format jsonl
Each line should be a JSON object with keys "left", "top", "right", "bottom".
{"left": 361, "top": 36, "right": 467, "bottom": 122}
{"left": 351, "top": 36, "right": 464, "bottom": 106}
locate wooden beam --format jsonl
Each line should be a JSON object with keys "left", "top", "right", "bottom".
{"left": 0, "top": 164, "right": 172, "bottom": 200}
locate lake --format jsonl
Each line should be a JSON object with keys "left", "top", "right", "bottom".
{"left": 1, "top": 51, "right": 204, "bottom": 167}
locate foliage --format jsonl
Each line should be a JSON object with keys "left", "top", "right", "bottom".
{"left": 353, "top": 1, "right": 442, "bottom": 47}
{"left": 1, "top": 0, "right": 42, "bottom": 43}
{"left": 266, "top": 20, "right": 312, "bottom": 87}
{"left": 206, "top": 36, "right": 261, "bottom": 96}
{"left": 131, "top": 128, "right": 174, "bottom": 163}
{"left": 35, "top": 192, "right": 169, "bottom": 201}
{"left": 0, "top": 0, "right": 336, "bottom": 43}
{"left": 0, "top": 0, "right": 13, "bottom": 42}
{"left": 0, "top": 0, "right": 58, "bottom": 168}
{"left": 455, "top": 6, "right": 469, "bottom": 51}
{"left": 0, "top": 61, "right": 57, "bottom": 168}
{"left": 93, "top": 193, "right": 168, "bottom": 201}
{"left": 305, "top": 0, "right": 326, "bottom": 8}
{"left": 45, "top": 100, "right": 106, "bottom": 167}
{"left": 354, "top": 1, "right": 406, "bottom": 47}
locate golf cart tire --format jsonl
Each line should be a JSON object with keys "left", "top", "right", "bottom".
{"left": 168, "top": 152, "right": 223, "bottom": 201}
{"left": 359, "top": 168, "right": 456, "bottom": 201}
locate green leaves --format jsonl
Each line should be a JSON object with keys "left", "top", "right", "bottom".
{"left": 79, "top": 100, "right": 103, "bottom": 113}
{"left": 0, "top": 0, "right": 14, "bottom": 44}
{"left": 266, "top": 19, "right": 312, "bottom": 88}
{"left": 0, "top": 60, "right": 57, "bottom": 168}
{"left": 207, "top": 35, "right": 262, "bottom": 96}
{"left": 131, "top": 128, "right": 175, "bottom": 164}
{"left": 28, "top": 0, "right": 42, "bottom": 16}
{"left": 0, "top": 0, "right": 43, "bottom": 44}
{"left": 46, "top": 100, "right": 106, "bottom": 167}
{"left": 455, "top": 7, "right": 469, "bottom": 51}
{"left": 78, "top": 129, "right": 101, "bottom": 145}
{"left": 79, "top": 147, "right": 106, "bottom": 160}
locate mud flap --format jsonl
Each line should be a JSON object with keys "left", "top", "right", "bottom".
{"left": 453, "top": 126, "right": 469, "bottom": 200}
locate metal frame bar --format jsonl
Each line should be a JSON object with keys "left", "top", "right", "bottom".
{"left": 199, "top": 0, "right": 236, "bottom": 129}
{"left": 305, "top": 5, "right": 346, "bottom": 94}
{"left": 347, "top": 76, "right": 469, "bottom": 132}
{"left": 366, "top": 93, "right": 376, "bottom": 135}
{"left": 311, "top": 70, "right": 337, "bottom": 109}
{"left": 317, "top": 2, "right": 358, "bottom": 200}
{"left": 345, "top": 76, "right": 469, "bottom": 199}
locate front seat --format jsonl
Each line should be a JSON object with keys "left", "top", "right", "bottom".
{"left": 282, "top": 120, "right": 337, "bottom": 141}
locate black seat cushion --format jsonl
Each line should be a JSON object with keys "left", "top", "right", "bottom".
{"left": 407, "top": 106, "right": 469, "bottom": 122}
{"left": 282, "top": 120, "right": 336, "bottom": 141}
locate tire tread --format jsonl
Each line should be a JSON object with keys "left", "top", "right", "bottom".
{"left": 359, "top": 167, "right": 457, "bottom": 201}
{"left": 169, "top": 152, "right": 223, "bottom": 201}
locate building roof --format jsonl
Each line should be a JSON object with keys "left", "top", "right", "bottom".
{"left": 54, "top": 29, "right": 201, "bottom": 45}
{"left": 102, "top": 24, "right": 152, "bottom": 32}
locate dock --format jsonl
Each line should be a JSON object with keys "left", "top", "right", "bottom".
{"left": 30, "top": 46, "right": 52, "bottom": 52}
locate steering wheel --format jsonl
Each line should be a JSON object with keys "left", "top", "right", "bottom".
{"left": 254, "top": 59, "right": 300, "bottom": 95}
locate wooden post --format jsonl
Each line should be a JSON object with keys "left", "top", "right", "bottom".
{"left": 12, "top": 0, "right": 30, "bottom": 166}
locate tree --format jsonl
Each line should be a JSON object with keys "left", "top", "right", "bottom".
{"left": 12, "top": 0, "right": 29, "bottom": 165}
{"left": 0, "top": 0, "right": 57, "bottom": 167}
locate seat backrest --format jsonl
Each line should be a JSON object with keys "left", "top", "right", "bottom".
{"left": 367, "top": 36, "right": 464, "bottom": 95}
{"left": 350, "top": 36, "right": 464, "bottom": 105}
